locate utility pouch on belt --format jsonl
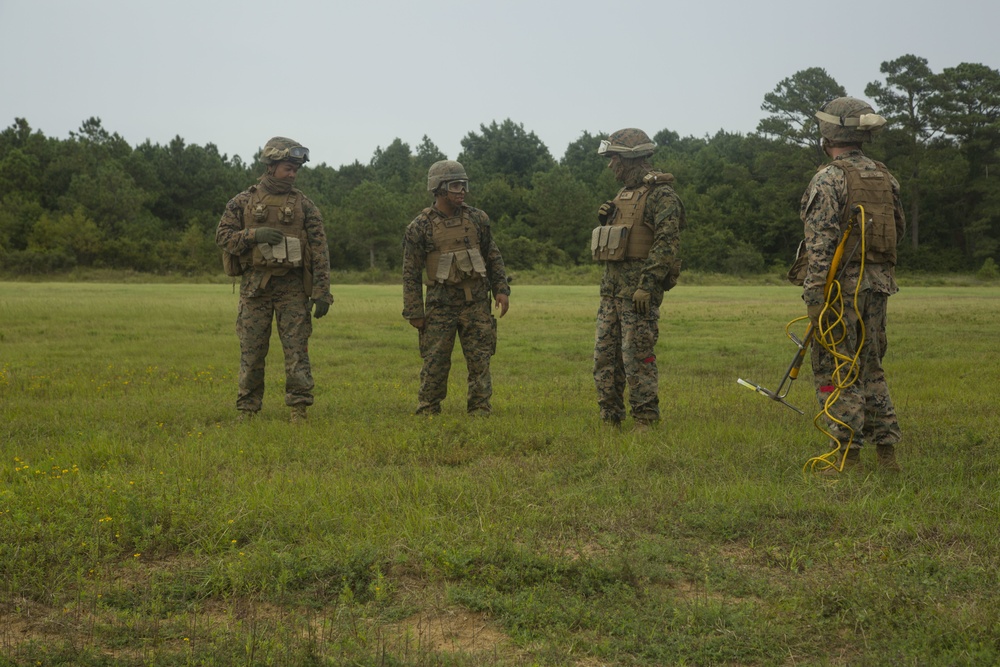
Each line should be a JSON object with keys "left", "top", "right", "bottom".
{"left": 222, "top": 250, "right": 245, "bottom": 277}
{"left": 490, "top": 314, "right": 497, "bottom": 356}
{"left": 787, "top": 240, "right": 807, "bottom": 286}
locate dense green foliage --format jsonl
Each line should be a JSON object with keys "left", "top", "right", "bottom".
{"left": 2, "top": 56, "right": 998, "bottom": 277}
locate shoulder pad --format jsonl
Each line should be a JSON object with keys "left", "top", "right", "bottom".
{"left": 643, "top": 171, "right": 675, "bottom": 186}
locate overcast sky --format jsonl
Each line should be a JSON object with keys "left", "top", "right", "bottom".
{"left": 2, "top": 0, "right": 998, "bottom": 169}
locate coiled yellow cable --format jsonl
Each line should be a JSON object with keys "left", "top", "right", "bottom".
{"left": 802, "top": 206, "right": 867, "bottom": 474}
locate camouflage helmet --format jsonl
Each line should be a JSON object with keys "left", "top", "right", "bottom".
{"left": 427, "top": 159, "right": 469, "bottom": 192}
{"left": 597, "top": 128, "right": 657, "bottom": 158}
{"left": 261, "top": 136, "right": 310, "bottom": 165}
{"left": 815, "top": 97, "right": 887, "bottom": 145}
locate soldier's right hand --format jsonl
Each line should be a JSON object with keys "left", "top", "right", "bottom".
{"left": 597, "top": 201, "right": 617, "bottom": 225}
{"left": 254, "top": 227, "right": 284, "bottom": 246}
{"left": 409, "top": 318, "right": 425, "bottom": 330}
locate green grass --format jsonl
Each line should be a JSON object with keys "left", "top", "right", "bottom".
{"left": 1, "top": 282, "right": 999, "bottom": 665}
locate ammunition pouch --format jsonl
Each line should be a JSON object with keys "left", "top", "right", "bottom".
{"left": 426, "top": 247, "right": 487, "bottom": 285}
{"left": 252, "top": 235, "right": 304, "bottom": 270}
{"left": 591, "top": 225, "right": 629, "bottom": 261}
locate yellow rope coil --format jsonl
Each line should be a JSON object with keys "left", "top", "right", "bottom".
{"left": 802, "top": 206, "right": 867, "bottom": 475}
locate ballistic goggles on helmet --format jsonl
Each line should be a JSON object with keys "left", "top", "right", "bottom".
{"left": 597, "top": 139, "right": 657, "bottom": 158}
{"left": 286, "top": 146, "right": 310, "bottom": 162}
{"left": 445, "top": 180, "right": 469, "bottom": 193}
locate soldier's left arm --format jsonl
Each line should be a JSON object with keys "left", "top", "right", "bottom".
{"left": 303, "top": 197, "right": 333, "bottom": 304}
{"left": 476, "top": 211, "right": 511, "bottom": 297}
{"left": 800, "top": 167, "right": 845, "bottom": 306}
{"left": 638, "top": 187, "right": 685, "bottom": 293}
{"left": 890, "top": 175, "right": 906, "bottom": 245}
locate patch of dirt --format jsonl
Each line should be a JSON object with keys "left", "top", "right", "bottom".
{"left": 385, "top": 607, "right": 510, "bottom": 656}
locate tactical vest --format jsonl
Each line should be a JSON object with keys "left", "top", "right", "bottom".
{"left": 423, "top": 208, "right": 488, "bottom": 289}
{"left": 592, "top": 173, "right": 674, "bottom": 261}
{"left": 243, "top": 187, "right": 307, "bottom": 275}
{"left": 831, "top": 159, "right": 897, "bottom": 265}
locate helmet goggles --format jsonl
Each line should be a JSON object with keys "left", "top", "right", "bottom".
{"left": 287, "top": 146, "right": 310, "bottom": 163}
{"left": 445, "top": 180, "right": 469, "bottom": 193}
{"left": 597, "top": 139, "right": 657, "bottom": 158}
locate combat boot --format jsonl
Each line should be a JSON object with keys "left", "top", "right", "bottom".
{"left": 601, "top": 417, "right": 623, "bottom": 430}
{"left": 821, "top": 447, "right": 863, "bottom": 476}
{"left": 876, "top": 444, "right": 902, "bottom": 472}
{"left": 632, "top": 416, "right": 659, "bottom": 433}
{"left": 237, "top": 410, "right": 257, "bottom": 423}
{"left": 290, "top": 405, "right": 307, "bottom": 424}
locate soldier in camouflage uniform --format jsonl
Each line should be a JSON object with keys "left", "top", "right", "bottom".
{"left": 402, "top": 160, "right": 510, "bottom": 416}
{"left": 216, "top": 137, "right": 333, "bottom": 423}
{"left": 799, "top": 97, "right": 905, "bottom": 471}
{"left": 591, "top": 129, "right": 686, "bottom": 429}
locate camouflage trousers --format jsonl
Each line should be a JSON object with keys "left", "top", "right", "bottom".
{"left": 417, "top": 300, "right": 496, "bottom": 415}
{"left": 810, "top": 290, "right": 900, "bottom": 450}
{"left": 235, "top": 273, "right": 314, "bottom": 412}
{"left": 593, "top": 296, "right": 660, "bottom": 422}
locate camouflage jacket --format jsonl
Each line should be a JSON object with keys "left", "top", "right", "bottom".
{"left": 600, "top": 183, "right": 686, "bottom": 300}
{"left": 215, "top": 185, "right": 333, "bottom": 302}
{"left": 799, "top": 149, "right": 905, "bottom": 306}
{"left": 402, "top": 203, "right": 510, "bottom": 319}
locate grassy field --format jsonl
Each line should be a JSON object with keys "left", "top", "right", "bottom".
{"left": 1, "top": 281, "right": 998, "bottom": 666}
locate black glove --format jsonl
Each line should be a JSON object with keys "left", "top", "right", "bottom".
{"left": 597, "top": 201, "right": 617, "bottom": 225}
{"left": 254, "top": 227, "right": 284, "bottom": 245}
{"left": 310, "top": 299, "right": 330, "bottom": 319}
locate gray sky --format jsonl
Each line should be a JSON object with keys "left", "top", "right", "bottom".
{"left": 2, "top": 0, "right": 998, "bottom": 169}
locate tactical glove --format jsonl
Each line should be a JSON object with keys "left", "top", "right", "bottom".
{"left": 632, "top": 288, "right": 650, "bottom": 315}
{"left": 597, "top": 201, "right": 617, "bottom": 225}
{"left": 254, "top": 227, "right": 284, "bottom": 246}
{"left": 310, "top": 299, "right": 330, "bottom": 319}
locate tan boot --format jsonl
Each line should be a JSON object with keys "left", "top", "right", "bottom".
{"left": 821, "top": 447, "right": 863, "bottom": 476}
{"left": 290, "top": 405, "right": 307, "bottom": 424}
{"left": 237, "top": 410, "right": 257, "bottom": 423}
{"left": 633, "top": 416, "right": 659, "bottom": 433}
{"left": 876, "top": 445, "right": 902, "bottom": 472}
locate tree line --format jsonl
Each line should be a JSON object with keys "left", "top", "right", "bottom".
{"left": 1, "top": 55, "right": 998, "bottom": 277}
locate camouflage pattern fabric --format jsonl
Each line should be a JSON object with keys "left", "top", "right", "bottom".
{"left": 216, "top": 186, "right": 332, "bottom": 304}
{"left": 402, "top": 203, "right": 510, "bottom": 415}
{"left": 594, "top": 297, "right": 660, "bottom": 422}
{"left": 594, "top": 182, "right": 685, "bottom": 423}
{"left": 809, "top": 291, "right": 901, "bottom": 449}
{"left": 417, "top": 301, "right": 496, "bottom": 414}
{"left": 800, "top": 148, "right": 904, "bottom": 449}
{"left": 216, "top": 185, "right": 332, "bottom": 412}
{"left": 235, "top": 272, "right": 315, "bottom": 411}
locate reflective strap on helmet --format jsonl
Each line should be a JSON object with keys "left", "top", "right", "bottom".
{"left": 815, "top": 111, "right": 886, "bottom": 131}
{"left": 816, "top": 110, "right": 861, "bottom": 127}
{"left": 597, "top": 140, "right": 658, "bottom": 157}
